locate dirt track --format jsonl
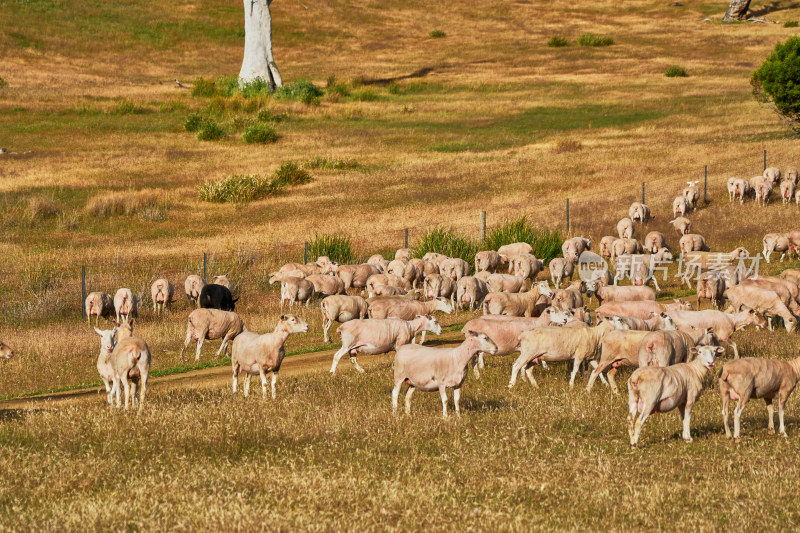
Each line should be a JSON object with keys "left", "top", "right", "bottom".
{"left": 0, "top": 334, "right": 465, "bottom": 411}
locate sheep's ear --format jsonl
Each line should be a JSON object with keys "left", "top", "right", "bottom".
{"left": 280, "top": 315, "right": 286, "bottom": 320}
{"left": 113, "top": 320, "right": 120, "bottom": 327}
{"left": 749, "top": 309, "right": 756, "bottom": 315}
{"left": 690, "top": 347, "right": 699, "bottom": 355}
{"left": 128, "top": 318, "right": 135, "bottom": 327}
{"left": 715, "top": 347, "right": 725, "bottom": 355}
{"left": 94, "top": 327, "right": 104, "bottom": 336}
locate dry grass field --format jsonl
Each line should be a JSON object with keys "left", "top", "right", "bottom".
{"left": 4, "top": 0, "right": 800, "bottom": 529}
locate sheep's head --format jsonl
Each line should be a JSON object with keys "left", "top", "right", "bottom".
{"left": 278, "top": 315, "right": 309, "bottom": 334}
{"left": 94, "top": 327, "right": 117, "bottom": 354}
{"left": 0, "top": 341, "right": 14, "bottom": 360}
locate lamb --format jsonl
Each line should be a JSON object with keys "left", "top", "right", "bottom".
{"left": 475, "top": 250, "right": 503, "bottom": 273}
{"left": 596, "top": 299, "right": 692, "bottom": 320}
{"left": 365, "top": 274, "right": 411, "bottom": 297}
{"left": 679, "top": 233, "right": 709, "bottom": 255}
{"left": 305, "top": 274, "right": 346, "bottom": 297}
{"left": 337, "top": 264, "right": 381, "bottom": 290}
{"left": 781, "top": 180, "right": 796, "bottom": 205}
{"left": 94, "top": 326, "right": 117, "bottom": 405}
{"left": 85, "top": 292, "right": 114, "bottom": 326}
{"left": 643, "top": 231, "right": 667, "bottom": 253}
{"left": 627, "top": 345, "right": 723, "bottom": 447}
{"left": 548, "top": 257, "right": 575, "bottom": 287}
{"left": 231, "top": 315, "right": 309, "bottom": 399}
{"left": 629, "top": 202, "right": 653, "bottom": 224}
{"left": 696, "top": 272, "right": 725, "bottom": 309}
{"left": 440, "top": 257, "right": 470, "bottom": 281}
{"left": 562, "top": 237, "right": 591, "bottom": 261}
{"left": 599, "top": 236, "right": 617, "bottom": 258}
{"left": 617, "top": 217, "right": 635, "bottom": 239}
{"left": 664, "top": 309, "right": 765, "bottom": 358}
{"left": 150, "top": 278, "right": 174, "bottom": 315}
{"left": 367, "top": 297, "right": 453, "bottom": 331}
{"left": 456, "top": 276, "right": 489, "bottom": 310}
{"left": 725, "top": 284, "right": 798, "bottom": 333}
{"left": 109, "top": 320, "right": 151, "bottom": 412}
{"left": 483, "top": 281, "right": 553, "bottom": 317}
{"left": 755, "top": 179, "right": 773, "bottom": 206}
{"left": 727, "top": 177, "right": 738, "bottom": 203}
{"left": 184, "top": 275, "right": 206, "bottom": 307}
{"left": 392, "top": 332, "right": 498, "bottom": 417}
{"left": 720, "top": 356, "right": 800, "bottom": 439}
{"left": 395, "top": 248, "right": 413, "bottom": 261}
{"left": 638, "top": 327, "right": 718, "bottom": 367}
{"left": 673, "top": 195, "right": 690, "bottom": 217}
{"left": 423, "top": 274, "right": 456, "bottom": 305}
{"left": 610, "top": 238, "right": 643, "bottom": 262}
{"left": 762, "top": 233, "right": 790, "bottom": 263}
{"left": 551, "top": 280, "right": 584, "bottom": 310}
{"left": 485, "top": 273, "right": 527, "bottom": 294}
{"left": 764, "top": 166, "right": 782, "bottom": 184}
{"left": 180, "top": 308, "right": 247, "bottom": 361}
{"left": 511, "top": 254, "right": 544, "bottom": 283}
{"left": 332, "top": 315, "right": 442, "bottom": 374}
{"left": 280, "top": 277, "right": 314, "bottom": 309}
{"left": 669, "top": 217, "right": 692, "bottom": 236}
{"left": 509, "top": 323, "right": 614, "bottom": 388}
{"left": 212, "top": 275, "right": 233, "bottom": 292}
{"left": 320, "top": 294, "right": 370, "bottom": 343}
{"left": 113, "top": 288, "right": 138, "bottom": 324}
{"left": 682, "top": 180, "right": 701, "bottom": 209}
{"left": 497, "top": 242, "right": 533, "bottom": 262}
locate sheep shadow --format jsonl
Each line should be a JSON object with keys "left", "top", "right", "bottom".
{"left": 0, "top": 408, "right": 50, "bottom": 422}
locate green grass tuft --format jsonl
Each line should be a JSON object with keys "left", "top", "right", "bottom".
{"left": 429, "top": 29, "right": 446, "bottom": 38}
{"left": 198, "top": 174, "right": 271, "bottom": 203}
{"left": 484, "top": 216, "right": 563, "bottom": 262}
{"left": 275, "top": 79, "right": 324, "bottom": 105}
{"left": 412, "top": 228, "right": 478, "bottom": 264}
{"left": 577, "top": 33, "right": 614, "bottom": 47}
{"left": 304, "top": 157, "right": 359, "bottom": 170}
{"left": 665, "top": 65, "right": 688, "bottom": 78}
{"left": 785, "top": 20, "right": 798, "bottom": 27}
{"left": 547, "top": 36, "right": 569, "bottom": 48}
{"left": 307, "top": 233, "right": 355, "bottom": 264}
{"left": 272, "top": 161, "right": 312, "bottom": 187}
{"left": 197, "top": 119, "right": 224, "bottom": 141}
{"left": 242, "top": 122, "right": 278, "bottom": 144}
{"left": 184, "top": 112, "right": 204, "bottom": 132}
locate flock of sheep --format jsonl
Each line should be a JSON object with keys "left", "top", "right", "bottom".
{"left": 3, "top": 166, "right": 800, "bottom": 447}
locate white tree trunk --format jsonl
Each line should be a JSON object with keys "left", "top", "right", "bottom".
{"left": 239, "top": 0, "right": 282, "bottom": 90}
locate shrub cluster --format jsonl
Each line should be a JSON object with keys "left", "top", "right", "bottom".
{"left": 577, "top": 33, "right": 614, "bottom": 46}
{"left": 198, "top": 162, "right": 311, "bottom": 203}
{"left": 307, "top": 233, "right": 355, "bottom": 264}
{"left": 275, "top": 79, "right": 324, "bottom": 105}
{"left": 242, "top": 122, "right": 278, "bottom": 144}
{"left": 665, "top": 65, "right": 688, "bottom": 78}
{"left": 429, "top": 29, "right": 446, "bottom": 38}
{"left": 547, "top": 36, "right": 569, "bottom": 48}
{"left": 752, "top": 36, "right": 800, "bottom": 127}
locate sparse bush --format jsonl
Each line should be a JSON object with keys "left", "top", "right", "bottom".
{"left": 665, "top": 65, "right": 688, "bottom": 78}
{"left": 275, "top": 79, "right": 324, "bottom": 105}
{"left": 198, "top": 174, "right": 271, "bottom": 203}
{"left": 484, "top": 217, "right": 563, "bottom": 262}
{"left": 257, "top": 108, "right": 288, "bottom": 122}
{"left": 191, "top": 77, "right": 218, "bottom": 97}
{"left": 238, "top": 77, "right": 271, "bottom": 98}
{"left": 548, "top": 36, "right": 569, "bottom": 48}
{"left": 184, "top": 112, "right": 204, "bottom": 132}
{"left": 326, "top": 78, "right": 351, "bottom": 98}
{"left": 785, "top": 20, "right": 798, "bottom": 27}
{"left": 752, "top": 36, "right": 800, "bottom": 131}
{"left": 85, "top": 190, "right": 163, "bottom": 217}
{"left": 197, "top": 119, "right": 224, "bottom": 141}
{"left": 304, "top": 157, "right": 359, "bottom": 170}
{"left": 25, "top": 196, "right": 61, "bottom": 223}
{"left": 388, "top": 82, "right": 401, "bottom": 95}
{"left": 429, "top": 29, "right": 446, "bottom": 38}
{"left": 307, "top": 233, "right": 355, "bottom": 264}
{"left": 350, "top": 88, "right": 381, "bottom": 102}
{"left": 57, "top": 210, "right": 80, "bottom": 231}
{"left": 577, "top": 33, "right": 614, "bottom": 47}
{"left": 243, "top": 122, "right": 278, "bottom": 144}
{"left": 272, "top": 161, "right": 311, "bottom": 187}
{"left": 554, "top": 140, "right": 583, "bottom": 153}
{"left": 412, "top": 228, "right": 478, "bottom": 265}
{"left": 137, "top": 204, "right": 167, "bottom": 222}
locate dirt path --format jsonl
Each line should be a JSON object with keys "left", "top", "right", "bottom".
{"left": 0, "top": 333, "right": 465, "bottom": 410}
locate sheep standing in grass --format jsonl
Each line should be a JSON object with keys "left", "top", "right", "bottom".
{"left": 212, "top": 275, "right": 233, "bottom": 292}
{"left": 85, "top": 291, "right": 114, "bottom": 326}
{"left": 110, "top": 320, "right": 151, "bottom": 412}
{"left": 781, "top": 180, "right": 796, "bottom": 206}
{"left": 673, "top": 196, "right": 690, "bottom": 217}
{"left": 185, "top": 275, "right": 206, "bottom": 307}
{"left": 180, "top": 308, "right": 247, "bottom": 361}
{"left": 94, "top": 326, "right": 117, "bottom": 405}
{"left": 280, "top": 277, "right": 314, "bottom": 310}
{"left": 231, "top": 315, "right": 309, "bottom": 399}
{"left": 113, "top": 288, "right": 138, "bottom": 324}
{"left": 683, "top": 180, "right": 701, "bottom": 209}
{"left": 616, "top": 218, "right": 634, "bottom": 239}
{"left": 150, "top": 278, "right": 174, "bottom": 315}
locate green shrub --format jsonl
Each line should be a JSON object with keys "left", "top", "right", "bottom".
{"left": 191, "top": 77, "right": 218, "bottom": 97}
{"left": 429, "top": 29, "right": 446, "bottom": 38}
{"left": 272, "top": 161, "right": 311, "bottom": 187}
{"left": 752, "top": 36, "right": 800, "bottom": 129}
{"left": 484, "top": 217, "right": 563, "bottom": 263}
{"left": 326, "top": 76, "right": 351, "bottom": 97}
{"left": 198, "top": 174, "right": 270, "bottom": 203}
{"left": 785, "top": 20, "right": 799, "bottom": 27}
{"left": 412, "top": 228, "right": 478, "bottom": 265}
{"left": 242, "top": 122, "right": 278, "bottom": 144}
{"left": 350, "top": 88, "right": 381, "bottom": 102}
{"left": 548, "top": 36, "right": 569, "bottom": 48}
{"left": 0, "top": 76, "right": 6, "bottom": 88}
{"left": 197, "top": 120, "right": 224, "bottom": 141}
{"left": 275, "top": 79, "right": 324, "bottom": 105}
{"left": 665, "top": 65, "right": 688, "bottom": 78}
{"left": 577, "top": 33, "right": 614, "bottom": 47}
{"left": 238, "top": 77, "right": 271, "bottom": 98}
{"left": 307, "top": 233, "right": 355, "bottom": 264}
{"left": 257, "top": 108, "right": 288, "bottom": 122}
{"left": 304, "top": 157, "right": 359, "bottom": 170}
{"left": 388, "top": 82, "right": 401, "bottom": 95}
{"left": 184, "top": 112, "right": 204, "bottom": 132}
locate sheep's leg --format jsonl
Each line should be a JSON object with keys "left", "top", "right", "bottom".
{"left": 404, "top": 386, "right": 415, "bottom": 415}
{"left": 215, "top": 332, "right": 232, "bottom": 358}
{"left": 330, "top": 346, "right": 349, "bottom": 374}
{"left": 231, "top": 362, "right": 239, "bottom": 394}
{"left": 350, "top": 355, "right": 365, "bottom": 373}
{"left": 259, "top": 368, "right": 268, "bottom": 400}
{"left": 453, "top": 387, "right": 461, "bottom": 417}
{"left": 524, "top": 363, "right": 538, "bottom": 388}
{"left": 779, "top": 397, "right": 788, "bottom": 437}
{"left": 391, "top": 381, "right": 402, "bottom": 414}
{"left": 568, "top": 357, "right": 582, "bottom": 388}
{"left": 541, "top": 361, "right": 549, "bottom": 371}
{"left": 680, "top": 404, "right": 693, "bottom": 442}
{"left": 631, "top": 403, "right": 653, "bottom": 447}
{"left": 271, "top": 373, "right": 278, "bottom": 399}
{"left": 607, "top": 368, "right": 620, "bottom": 394}
{"left": 478, "top": 352, "right": 485, "bottom": 369}
{"left": 507, "top": 356, "right": 525, "bottom": 388}
{"left": 764, "top": 398, "right": 776, "bottom": 434}
{"left": 243, "top": 374, "right": 252, "bottom": 398}
{"left": 768, "top": 317, "right": 774, "bottom": 332}
{"left": 733, "top": 397, "right": 749, "bottom": 439}
{"left": 420, "top": 331, "right": 427, "bottom": 345}
{"left": 138, "top": 374, "right": 147, "bottom": 414}
{"left": 195, "top": 332, "right": 207, "bottom": 362}
{"left": 627, "top": 391, "right": 638, "bottom": 442}
{"left": 122, "top": 376, "right": 131, "bottom": 410}
{"left": 439, "top": 385, "right": 449, "bottom": 418}
{"left": 722, "top": 391, "right": 731, "bottom": 438}
{"left": 470, "top": 355, "right": 481, "bottom": 380}
{"left": 322, "top": 318, "right": 331, "bottom": 344}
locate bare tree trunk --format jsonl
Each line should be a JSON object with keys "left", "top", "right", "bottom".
{"left": 723, "top": 0, "right": 751, "bottom": 21}
{"left": 239, "top": 0, "right": 282, "bottom": 90}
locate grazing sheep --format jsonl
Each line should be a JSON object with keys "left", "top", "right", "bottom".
{"left": 720, "top": 356, "right": 800, "bottom": 439}
{"left": 332, "top": 315, "right": 442, "bottom": 374}
{"left": 732, "top": 178, "right": 750, "bottom": 204}
{"left": 679, "top": 233, "right": 709, "bottom": 255}
{"left": 682, "top": 180, "right": 701, "bottom": 209}
{"left": 562, "top": 237, "right": 591, "bottom": 262}
{"left": 596, "top": 299, "right": 692, "bottom": 320}
{"left": 669, "top": 217, "right": 692, "bottom": 236}
{"left": 212, "top": 275, "right": 233, "bottom": 292}
{"left": 268, "top": 270, "right": 306, "bottom": 285}
{"left": 763, "top": 233, "right": 790, "bottom": 263}
{"left": 337, "top": 263, "right": 381, "bottom": 290}
{"left": 551, "top": 280, "right": 584, "bottom": 310}
{"left": 305, "top": 274, "right": 346, "bottom": 297}
{"left": 365, "top": 274, "right": 411, "bottom": 297}
{"left": 475, "top": 250, "right": 503, "bottom": 273}
{"left": 549, "top": 257, "right": 575, "bottom": 288}
{"left": 280, "top": 277, "right": 314, "bottom": 310}
{"left": 616, "top": 218, "right": 635, "bottom": 239}
{"left": 497, "top": 242, "right": 533, "bottom": 263}
{"left": 610, "top": 238, "right": 643, "bottom": 262}
{"left": 392, "top": 332, "right": 498, "bottom": 417}
{"left": 109, "top": 320, "right": 151, "bottom": 412}
{"left": 94, "top": 326, "right": 117, "bottom": 405}
{"left": 725, "top": 284, "right": 798, "bottom": 333}
{"left": 781, "top": 180, "right": 797, "bottom": 206}
{"left": 387, "top": 259, "right": 421, "bottom": 289}
{"left": 180, "top": 308, "right": 247, "bottom": 361}
{"left": 629, "top": 202, "right": 653, "bottom": 224}
{"left": 395, "top": 248, "right": 413, "bottom": 261}
{"left": 673, "top": 196, "right": 690, "bottom": 217}
{"left": 184, "top": 275, "right": 206, "bottom": 307}
{"left": 755, "top": 179, "right": 773, "bottom": 206}
{"left": 599, "top": 236, "right": 617, "bottom": 258}
{"left": 368, "top": 297, "right": 453, "bottom": 330}
{"left": 511, "top": 253, "right": 544, "bottom": 283}
{"left": 199, "top": 283, "right": 237, "bottom": 311}
{"left": 485, "top": 273, "right": 527, "bottom": 294}
{"left": 440, "top": 258, "right": 470, "bottom": 281}
{"left": 423, "top": 273, "right": 456, "bottom": 305}
{"left": 764, "top": 166, "right": 782, "bottom": 184}
{"left": 456, "top": 276, "right": 490, "bottom": 310}
{"left": 786, "top": 167, "right": 799, "bottom": 185}
{"left": 113, "top": 288, "right": 138, "bottom": 324}
{"left": 696, "top": 272, "right": 726, "bottom": 310}
{"left": 372, "top": 284, "right": 417, "bottom": 298}
{"left": 150, "top": 279, "right": 174, "bottom": 315}
{"left": 643, "top": 231, "right": 667, "bottom": 254}
{"left": 483, "top": 281, "right": 553, "bottom": 317}
{"left": 85, "top": 291, "right": 114, "bottom": 326}
{"left": 665, "top": 309, "right": 765, "bottom": 359}
{"left": 320, "top": 294, "right": 370, "bottom": 343}
{"left": 231, "top": 315, "right": 309, "bottom": 399}
{"left": 367, "top": 254, "right": 390, "bottom": 272}
{"left": 627, "top": 345, "right": 723, "bottom": 447}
